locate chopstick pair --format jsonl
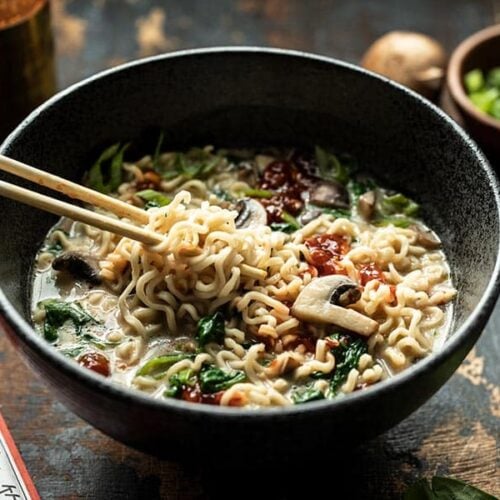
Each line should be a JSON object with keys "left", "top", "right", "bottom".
{"left": 0, "top": 154, "right": 163, "bottom": 245}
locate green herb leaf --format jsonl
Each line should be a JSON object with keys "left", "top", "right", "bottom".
{"left": 403, "top": 476, "right": 497, "bottom": 500}
{"left": 41, "top": 300, "right": 95, "bottom": 343}
{"left": 198, "top": 365, "right": 246, "bottom": 393}
{"left": 291, "top": 385, "right": 325, "bottom": 404}
{"left": 381, "top": 192, "right": 420, "bottom": 217}
{"left": 80, "top": 333, "right": 120, "bottom": 350}
{"left": 163, "top": 151, "right": 219, "bottom": 181}
{"left": 136, "top": 352, "right": 193, "bottom": 377}
{"left": 240, "top": 188, "right": 274, "bottom": 199}
{"left": 269, "top": 222, "right": 296, "bottom": 233}
{"left": 281, "top": 211, "right": 299, "bottom": 228}
{"left": 374, "top": 216, "right": 413, "bottom": 228}
{"left": 328, "top": 333, "right": 368, "bottom": 396}
{"left": 136, "top": 189, "right": 171, "bottom": 208}
{"left": 315, "top": 146, "right": 350, "bottom": 185}
{"left": 316, "top": 206, "right": 352, "bottom": 219}
{"left": 164, "top": 368, "right": 197, "bottom": 398}
{"left": 432, "top": 477, "right": 497, "bottom": 500}
{"left": 196, "top": 312, "right": 225, "bottom": 347}
{"left": 88, "top": 143, "right": 129, "bottom": 194}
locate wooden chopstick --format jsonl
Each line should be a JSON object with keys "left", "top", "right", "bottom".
{"left": 0, "top": 180, "right": 163, "bottom": 246}
{"left": 0, "top": 154, "right": 149, "bottom": 224}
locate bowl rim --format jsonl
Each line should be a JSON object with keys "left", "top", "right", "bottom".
{"left": 447, "top": 23, "right": 500, "bottom": 130}
{"left": 1, "top": 46, "right": 500, "bottom": 419}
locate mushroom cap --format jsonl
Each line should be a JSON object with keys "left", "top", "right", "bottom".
{"left": 308, "top": 180, "right": 349, "bottom": 209}
{"left": 292, "top": 275, "right": 378, "bottom": 336}
{"left": 52, "top": 251, "right": 101, "bottom": 285}
{"left": 361, "top": 31, "right": 447, "bottom": 99}
{"left": 234, "top": 198, "right": 267, "bottom": 229}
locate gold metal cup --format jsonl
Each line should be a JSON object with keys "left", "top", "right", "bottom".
{"left": 0, "top": 0, "right": 56, "bottom": 141}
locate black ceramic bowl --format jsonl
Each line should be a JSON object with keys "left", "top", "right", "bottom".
{"left": 1, "top": 48, "right": 499, "bottom": 463}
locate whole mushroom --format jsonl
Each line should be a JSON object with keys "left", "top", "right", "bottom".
{"left": 361, "top": 31, "right": 447, "bottom": 100}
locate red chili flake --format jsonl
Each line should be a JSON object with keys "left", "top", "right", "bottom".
{"left": 389, "top": 285, "right": 397, "bottom": 305}
{"left": 135, "top": 170, "right": 162, "bottom": 190}
{"left": 359, "top": 263, "right": 386, "bottom": 286}
{"left": 200, "top": 391, "right": 224, "bottom": 405}
{"left": 287, "top": 335, "right": 317, "bottom": 353}
{"left": 258, "top": 160, "right": 310, "bottom": 223}
{"left": 228, "top": 391, "right": 247, "bottom": 406}
{"left": 260, "top": 160, "right": 294, "bottom": 189}
{"left": 255, "top": 334, "right": 276, "bottom": 351}
{"left": 324, "top": 337, "right": 340, "bottom": 349}
{"left": 78, "top": 352, "right": 110, "bottom": 377}
{"left": 181, "top": 384, "right": 223, "bottom": 405}
{"left": 181, "top": 384, "right": 202, "bottom": 403}
{"left": 305, "top": 234, "right": 350, "bottom": 276}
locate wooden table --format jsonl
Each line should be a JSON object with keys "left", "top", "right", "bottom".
{"left": 1, "top": 1, "right": 499, "bottom": 498}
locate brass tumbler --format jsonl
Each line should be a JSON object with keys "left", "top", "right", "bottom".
{"left": 0, "top": 0, "right": 56, "bottom": 141}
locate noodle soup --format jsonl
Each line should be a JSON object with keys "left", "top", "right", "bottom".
{"left": 31, "top": 144, "right": 456, "bottom": 407}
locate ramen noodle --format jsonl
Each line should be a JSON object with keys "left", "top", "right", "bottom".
{"left": 31, "top": 145, "right": 456, "bottom": 408}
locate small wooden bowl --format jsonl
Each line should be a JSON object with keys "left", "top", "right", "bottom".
{"left": 447, "top": 24, "right": 500, "bottom": 158}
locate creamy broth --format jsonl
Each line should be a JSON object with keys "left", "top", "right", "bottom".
{"left": 31, "top": 146, "right": 456, "bottom": 407}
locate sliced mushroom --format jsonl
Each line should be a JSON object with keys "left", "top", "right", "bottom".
{"left": 236, "top": 161, "right": 258, "bottom": 184}
{"left": 234, "top": 199, "right": 267, "bottom": 229}
{"left": 410, "top": 224, "right": 441, "bottom": 249}
{"left": 292, "top": 276, "right": 378, "bottom": 336}
{"left": 298, "top": 208, "right": 323, "bottom": 226}
{"left": 358, "top": 190, "right": 376, "bottom": 220}
{"left": 309, "top": 180, "right": 349, "bottom": 209}
{"left": 52, "top": 252, "right": 101, "bottom": 285}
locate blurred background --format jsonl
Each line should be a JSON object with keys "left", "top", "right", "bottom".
{"left": 1, "top": 1, "right": 499, "bottom": 499}
{"left": 52, "top": 0, "right": 497, "bottom": 87}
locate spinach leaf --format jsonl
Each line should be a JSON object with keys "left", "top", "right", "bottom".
{"left": 41, "top": 300, "right": 95, "bottom": 343}
{"left": 291, "top": 385, "right": 325, "bottom": 404}
{"left": 196, "top": 311, "right": 225, "bottom": 347}
{"left": 328, "top": 333, "right": 368, "bottom": 396}
{"left": 315, "top": 146, "right": 350, "bottom": 185}
{"left": 88, "top": 143, "right": 129, "bottom": 194}
{"left": 164, "top": 368, "right": 197, "bottom": 398}
{"left": 198, "top": 365, "right": 246, "bottom": 393}
{"left": 136, "top": 352, "right": 193, "bottom": 377}
{"left": 403, "top": 476, "right": 497, "bottom": 500}
{"left": 136, "top": 189, "right": 171, "bottom": 209}
{"left": 152, "top": 131, "right": 164, "bottom": 171}
{"left": 381, "top": 192, "right": 420, "bottom": 217}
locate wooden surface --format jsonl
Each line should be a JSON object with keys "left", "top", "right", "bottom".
{"left": 1, "top": 1, "right": 499, "bottom": 498}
